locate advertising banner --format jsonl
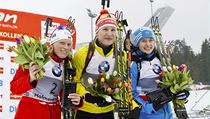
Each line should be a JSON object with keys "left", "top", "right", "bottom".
{"left": 0, "top": 8, "right": 76, "bottom": 119}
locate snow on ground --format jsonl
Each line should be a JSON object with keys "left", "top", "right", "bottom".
{"left": 185, "top": 84, "right": 210, "bottom": 119}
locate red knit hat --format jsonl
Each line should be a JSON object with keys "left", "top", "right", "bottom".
{"left": 95, "top": 9, "right": 117, "bottom": 33}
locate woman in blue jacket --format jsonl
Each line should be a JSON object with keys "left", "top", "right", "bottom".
{"left": 130, "top": 27, "right": 173, "bottom": 119}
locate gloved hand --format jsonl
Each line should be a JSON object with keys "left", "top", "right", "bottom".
{"left": 68, "top": 67, "right": 76, "bottom": 77}
{"left": 146, "top": 87, "right": 172, "bottom": 111}
{"left": 84, "top": 93, "right": 111, "bottom": 107}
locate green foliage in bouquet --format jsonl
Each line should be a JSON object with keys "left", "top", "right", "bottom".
{"left": 86, "top": 70, "right": 128, "bottom": 102}
{"left": 160, "top": 64, "right": 194, "bottom": 106}
{"left": 8, "top": 35, "right": 51, "bottom": 80}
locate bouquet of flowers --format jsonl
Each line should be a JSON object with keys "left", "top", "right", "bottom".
{"left": 159, "top": 64, "right": 194, "bottom": 107}
{"left": 86, "top": 70, "right": 128, "bottom": 102}
{"left": 8, "top": 35, "right": 51, "bottom": 79}
{"left": 153, "top": 26, "right": 192, "bottom": 118}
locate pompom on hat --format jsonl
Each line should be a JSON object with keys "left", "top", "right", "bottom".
{"left": 95, "top": 9, "right": 117, "bottom": 33}
{"left": 50, "top": 25, "right": 72, "bottom": 45}
{"left": 130, "top": 27, "right": 156, "bottom": 47}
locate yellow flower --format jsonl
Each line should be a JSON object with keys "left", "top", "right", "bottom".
{"left": 118, "top": 82, "right": 122, "bottom": 87}
{"left": 172, "top": 65, "right": 177, "bottom": 70}
{"left": 101, "top": 77, "right": 105, "bottom": 82}
{"left": 30, "top": 37, "right": 36, "bottom": 44}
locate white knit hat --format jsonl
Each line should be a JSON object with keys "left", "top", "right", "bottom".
{"left": 50, "top": 25, "right": 72, "bottom": 45}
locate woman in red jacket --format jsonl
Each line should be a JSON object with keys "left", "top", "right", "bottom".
{"left": 10, "top": 25, "right": 83, "bottom": 119}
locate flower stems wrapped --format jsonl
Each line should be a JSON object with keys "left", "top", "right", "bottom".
{"left": 8, "top": 35, "right": 51, "bottom": 80}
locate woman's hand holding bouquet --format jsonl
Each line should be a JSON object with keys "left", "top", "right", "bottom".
{"left": 8, "top": 35, "right": 51, "bottom": 80}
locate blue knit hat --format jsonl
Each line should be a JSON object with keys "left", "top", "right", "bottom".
{"left": 130, "top": 27, "right": 156, "bottom": 47}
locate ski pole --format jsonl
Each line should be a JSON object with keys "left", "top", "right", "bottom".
{"left": 124, "top": 29, "right": 133, "bottom": 112}
{"left": 61, "top": 17, "right": 77, "bottom": 119}
{"left": 151, "top": 16, "right": 189, "bottom": 119}
{"left": 115, "top": 10, "right": 132, "bottom": 119}
{"left": 45, "top": 17, "right": 52, "bottom": 37}
{"left": 151, "top": 16, "right": 171, "bottom": 66}
{"left": 101, "top": 0, "right": 110, "bottom": 9}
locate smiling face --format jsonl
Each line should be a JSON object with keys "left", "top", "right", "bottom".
{"left": 52, "top": 38, "right": 72, "bottom": 59}
{"left": 138, "top": 38, "right": 155, "bottom": 54}
{"left": 96, "top": 26, "right": 117, "bottom": 47}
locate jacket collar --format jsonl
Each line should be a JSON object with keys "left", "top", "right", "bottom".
{"left": 50, "top": 53, "right": 65, "bottom": 63}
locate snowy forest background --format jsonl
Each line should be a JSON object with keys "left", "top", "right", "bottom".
{"left": 170, "top": 37, "right": 210, "bottom": 86}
